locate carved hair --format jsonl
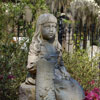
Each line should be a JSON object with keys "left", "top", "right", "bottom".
{"left": 29, "top": 13, "right": 61, "bottom": 54}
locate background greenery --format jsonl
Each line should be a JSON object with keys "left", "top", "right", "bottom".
{"left": 0, "top": 0, "right": 100, "bottom": 100}
{"left": 63, "top": 50, "right": 100, "bottom": 91}
{"left": 0, "top": 0, "right": 48, "bottom": 100}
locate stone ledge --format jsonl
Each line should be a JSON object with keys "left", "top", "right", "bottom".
{"left": 19, "top": 83, "right": 35, "bottom": 100}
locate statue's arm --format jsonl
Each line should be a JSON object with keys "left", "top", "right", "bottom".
{"left": 27, "top": 43, "right": 39, "bottom": 73}
{"left": 27, "top": 53, "right": 38, "bottom": 72}
{"left": 25, "top": 42, "right": 39, "bottom": 84}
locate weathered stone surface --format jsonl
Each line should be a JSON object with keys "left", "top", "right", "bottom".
{"left": 19, "top": 83, "right": 35, "bottom": 100}
{"left": 55, "top": 78, "right": 85, "bottom": 100}
{"left": 19, "top": 79, "right": 84, "bottom": 100}
{"left": 36, "top": 59, "right": 56, "bottom": 100}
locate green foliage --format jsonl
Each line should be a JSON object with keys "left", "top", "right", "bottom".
{"left": 0, "top": 0, "right": 48, "bottom": 100}
{"left": 63, "top": 50, "right": 100, "bottom": 91}
{"left": 0, "top": 34, "right": 28, "bottom": 100}
{"left": 63, "top": 19, "right": 73, "bottom": 24}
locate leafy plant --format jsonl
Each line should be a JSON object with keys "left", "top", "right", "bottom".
{"left": 63, "top": 49, "right": 100, "bottom": 91}
{"left": 0, "top": 35, "right": 28, "bottom": 100}
{"left": 0, "top": 0, "right": 48, "bottom": 100}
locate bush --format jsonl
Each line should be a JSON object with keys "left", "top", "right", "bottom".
{"left": 0, "top": 34, "right": 28, "bottom": 100}
{"left": 63, "top": 49, "right": 100, "bottom": 91}
{"left": 0, "top": 0, "right": 48, "bottom": 100}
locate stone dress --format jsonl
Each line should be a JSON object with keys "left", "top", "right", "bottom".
{"left": 19, "top": 41, "right": 85, "bottom": 100}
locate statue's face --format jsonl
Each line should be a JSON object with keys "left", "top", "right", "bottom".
{"left": 41, "top": 22, "right": 57, "bottom": 40}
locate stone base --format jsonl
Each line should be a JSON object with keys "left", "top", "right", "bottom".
{"left": 19, "top": 83, "right": 35, "bottom": 100}
{"left": 19, "top": 79, "right": 85, "bottom": 100}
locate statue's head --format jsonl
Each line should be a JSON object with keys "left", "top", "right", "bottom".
{"left": 36, "top": 13, "right": 57, "bottom": 26}
{"left": 31, "top": 13, "right": 61, "bottom": 52}
{"left": 33, "top": 13, "right": 57, "bottom": 42}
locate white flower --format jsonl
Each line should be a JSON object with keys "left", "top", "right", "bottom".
{"left": 13, "top": 5, "right": 16, "bottom": 7}
{"left": 98, "top": 11, "right": 100, "bottom": 14}
{"left": 5, "top": 10, "right": 8, "bottom": 13}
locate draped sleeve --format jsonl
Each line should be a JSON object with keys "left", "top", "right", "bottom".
{"left": 26, "top": 38, "right": 40, "bottom": 72}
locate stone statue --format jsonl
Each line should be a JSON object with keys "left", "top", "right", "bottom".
{"left": 19, "top": 13, "right": 85, "bottom": 100}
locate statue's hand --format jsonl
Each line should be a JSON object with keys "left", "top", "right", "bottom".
{"left": 60, "top": 66, "right": 71, "bottom": 80}
{"left": 63, "top": 71, "right": 71, "bottom": 80}
{"left": 25, "top": 77, "right": 36, "bottom": 85}
{"left": 27, "top": 63, "right": 36, "bottom": 74}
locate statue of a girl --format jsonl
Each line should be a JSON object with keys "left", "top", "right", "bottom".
{"left": 24, "top": 13, "right": 85, "bottom": 100}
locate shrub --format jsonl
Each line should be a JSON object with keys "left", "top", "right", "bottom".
{"left": 63, "top": 49, "right": 100, "bottom": 91}
{"left": 0, "top": 35, "right": 28, "bottom": 100}
{"left": 0, "top": 0, "right": 48, "bottom": 100}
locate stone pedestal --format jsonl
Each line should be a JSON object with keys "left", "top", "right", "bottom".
{"left": 19, "top": 80, "right": 85, "bottom": 100}
{"left": 19, "top": 83, "right": 35, "bottom": 100}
